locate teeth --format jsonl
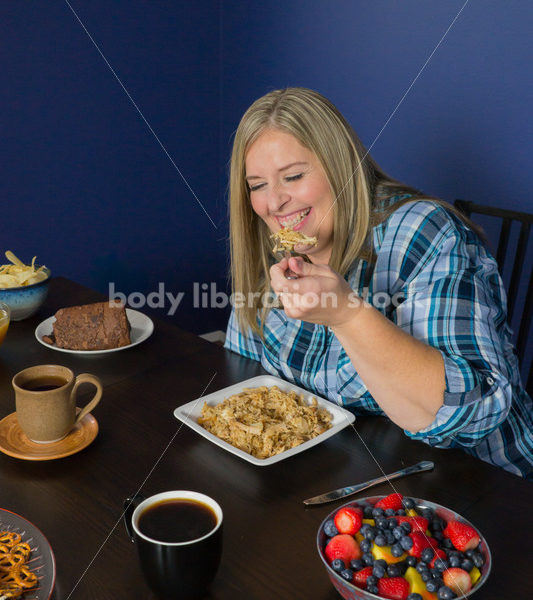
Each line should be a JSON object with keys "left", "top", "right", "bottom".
{"left": 279, "top": 208, "right": 310, "bottom": 228}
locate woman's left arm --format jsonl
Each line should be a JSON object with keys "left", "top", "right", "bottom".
{"left": 270, "top": 257, "right": 445, "bottom": 431}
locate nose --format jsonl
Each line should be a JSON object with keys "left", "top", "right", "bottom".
{"left": 266, "top": 182, "right": 290, "bottom": 213}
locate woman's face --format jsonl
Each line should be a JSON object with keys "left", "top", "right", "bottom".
{"left": 245, "top": 128, "right": 334, "bottom": 264}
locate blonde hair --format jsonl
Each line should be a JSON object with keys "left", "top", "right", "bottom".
{"left": 229, "top": 87, "right": 421, "bottom": 335}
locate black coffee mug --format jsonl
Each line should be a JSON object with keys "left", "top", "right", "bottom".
{"left": 124, "top": 491, "right": 223, "bottom": 599}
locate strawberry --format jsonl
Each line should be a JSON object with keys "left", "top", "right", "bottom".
{"left": 375, "top": 493, "right": 404, "bottom": 511}
{"left": 443, "top": 520, "right": 480, "bottom": 552}
{"left": 442, "top": 567, "right": 473, "bottom": 595}
{"left": 324, "top": 534, "right": 361, "bottom": 565}
{"left": 377, "top": 576, "right": 410, "bottom": 600}
{"left": 394, "top": 515, "right": 429, "bottom": 533}
{"left": 352, "top": 566, "right": 373, "bottom": 589}
{"left": 408, "top": 531, "right": 433, "bottom": 558}
{"left": 429, "top": 548, "right": 447, "bottom": 568}
{"left": 334, "top": 506, "right": 363, "bottom": 535}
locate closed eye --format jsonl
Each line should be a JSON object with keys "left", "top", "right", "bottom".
{"left": 248, "top": 182, "right": 266, "bottom": 192}
{"left": 285, "top": 173, "right": 303, "bottom": 183}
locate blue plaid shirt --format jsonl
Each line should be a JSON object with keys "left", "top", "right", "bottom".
{"left": 225, "top": 200, "right": 533, "bottom": 478}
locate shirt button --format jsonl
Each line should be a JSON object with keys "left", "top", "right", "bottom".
{"left": 486, "top": 376, "right": 495, "bottom": 385}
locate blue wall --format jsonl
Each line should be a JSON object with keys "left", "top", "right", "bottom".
{"left": 2, "top": 2, "right": 532, "bottom": 370}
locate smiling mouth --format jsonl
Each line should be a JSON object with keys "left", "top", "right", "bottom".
{"left": 277, "top": 208, "right": 311, "bottom": 228}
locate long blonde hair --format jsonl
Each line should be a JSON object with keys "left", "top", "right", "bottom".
{"left": 229, "top": 87, "right": 422, "bottom": 335}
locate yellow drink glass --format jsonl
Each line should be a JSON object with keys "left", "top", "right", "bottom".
{"left": 0, "top": 302, "right": 10, "bottom": 346}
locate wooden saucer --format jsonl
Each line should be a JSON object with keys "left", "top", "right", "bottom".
{"left": 0, "top": 409, "right": 98, "bottom": 461}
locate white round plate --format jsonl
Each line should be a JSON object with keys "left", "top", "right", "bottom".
{"left": 34, "top": 308, "right": 154, "bottom": 355}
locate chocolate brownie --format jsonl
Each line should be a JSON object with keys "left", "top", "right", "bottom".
{"left": 44, "top": 300, "right": 131, "bottom": 350}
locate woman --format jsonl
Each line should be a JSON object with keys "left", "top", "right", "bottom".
{"left": 224, "top": 87, "right": 532, "bottom": 478}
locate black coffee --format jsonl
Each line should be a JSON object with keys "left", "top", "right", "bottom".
{"left": 138, "top": 499, "right": 217, "bottom": 543}
{"left": 22, "top": 376, "right": 68, "bottom": 392}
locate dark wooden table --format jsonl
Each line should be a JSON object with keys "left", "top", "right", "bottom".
{"left": 0, "top": 278, "right": 530, "bottom": 600}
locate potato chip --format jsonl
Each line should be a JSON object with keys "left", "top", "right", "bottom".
{"left": 0, "top": 252, "right": 48, "bottom": 289}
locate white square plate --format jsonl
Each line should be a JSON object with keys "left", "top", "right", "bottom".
{"left": 173, "top": 375, "right": 355, "bottom": 466}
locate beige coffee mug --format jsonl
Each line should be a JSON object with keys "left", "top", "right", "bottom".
{"left": 12, "top": 365, "right": 102, "bottom": 443}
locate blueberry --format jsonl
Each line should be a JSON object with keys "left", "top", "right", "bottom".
{"left": 406, "top": 555, "right": 417, "bottom": 567}
{"left": 323, "top": 519, "right": 339, "bottom": 537}
{"left": 403, "top": 497, "right": 415, "bottom": 509}
{"left": 431, "top": 568, "right": 441, "bottom": 578}
{"left": 360, "top": 538, "right": 371, "bottom": 553}
{"left": 421, "top": 547, "right": 434, "bottom": 563}
{"left": 372, "top": 507, "right": 385, "bottom": 518}
{"left": 420, "top": 507, "right": 434, "bottom": 520}
{"left": 416, "top": 562, "right": 429, "bottom": 574}
{"left": 385, "top": 508, "right": 396, "bottom": 517}
{"left": 374, "top": 534, "right": 387, "bottom": 547}
{"left": 432, "top": 531, "right": 444, "bottom": 541}
{"left": 465, "top": 549, "right": 475, "bottom": 558}
{"left": 460, "top": 557, "right": 473, "bottom": 571}
{"left": 367, "top": 584, "right": 379, "bottom": 595}
{"left": 387, "top": 563, "right": 401, "bottom": 577}
{"left": 363, "top": 527, "right": 376, "bottom": 541}
{"left": 431, "top": 518, "right": 444, "bottom": 532}
{"left": 400, "top": 521, "right": 412, "bottom": 533}
{"left": 395, "top": 560, "right": 408, "bottom": 575}
{"left": 363, "top": 505, "right": 374, "bottom": 518}
{"left": 359, "top": 523, "right": 370, "bottom": 535}
{"left": 437, "top": 586, "right": 457, "bottom": 599}
{"left": 407, "top": 594, "right": 423, "bottom": 600}
{"left": 376, "top": 516, "right": 388, "bottom": 529}
{"left": 391, "top": 543, "right": 404, "bottom": 557}
{"left": 426, "top": 578, "right": 443, "bottom": 593}
{"left": 472, "top": 551, "right": 484, "bottom": 568}
{"left": 366, "top": 575, "right": 378, "bottom": 587}
{"left": 385, "top": 531, "right": 395, "bottom": 546}
{"left": 362, "top": 552, "right": 374, "bottom": 566}
{"left": 331, "top": 558, "right": 345, "bottom": 572}
{"left": 393, "top": 526, "right": 405, "bottom": 540}
{"left": 400, "top": 535, "right": 414, "bottom": 551}
{"left": 340, "top": 568, "right": 353, "bottom": 581}
{"left": 373, "top": 564, "right": 386, "bottom": 579}
{"left": 388, "top": 517, "right": 398, "bottom": 529}
{"left": 350, "top": 559, "right": 363, "bottom": 571}
{"left": 421, "top": 570, "right": 433, "bottom": 582}
{"left": 442, "top": 538, "right": 453, "bottom": 549}
{"left": 433, "top": 558, "right": 449, "bottom": 572}
{"left": 396, "top": 509, "right": 406, "bottom": 516}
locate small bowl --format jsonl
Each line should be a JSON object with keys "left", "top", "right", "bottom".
{"left": 0, "top": 302, "right": 10, "bottom": 345}
{"left": 0, "top": 267, "right": 51, "bottom": 321}
{"left": 317, "top": 495, "right": 491, "bottom": 600}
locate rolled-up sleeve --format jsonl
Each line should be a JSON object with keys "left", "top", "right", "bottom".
{"left": 380, "top": 202, "right": 517, "bottom": 447}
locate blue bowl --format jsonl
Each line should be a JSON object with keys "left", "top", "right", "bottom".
{"left": 0, "top": 267, "right": 51, "bottom": 321}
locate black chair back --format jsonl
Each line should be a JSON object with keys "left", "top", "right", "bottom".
{"left": 454, "top": 199, "right": 532, "bottom": 396}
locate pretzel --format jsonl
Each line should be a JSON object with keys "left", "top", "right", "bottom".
{"left": 0, "top": 532, "right": 38, "bottom": 596}
{"left": 8, "top": 545, "right": 30, "bottom": 564}
{"left": 0, "top": 582, "right": 23, "bottom": 599}
{"left": 0, "top": 535, "right": 20, "bottom": 550}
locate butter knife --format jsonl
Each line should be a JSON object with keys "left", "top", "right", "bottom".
{"left": 303, "top": 460, "right": 434, "bottom": 506}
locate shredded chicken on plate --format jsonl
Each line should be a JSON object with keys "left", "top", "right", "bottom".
{"left": 198, "top": 386, "right": 332, "bottom": 458}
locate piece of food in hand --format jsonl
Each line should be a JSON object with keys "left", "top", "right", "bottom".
{"left": 334, "top": 507, "right": 363, "bottom": 535}
{"left": 442, "top": 520, "right": 480, "bottom": 552}
{"left": 270, "top": 227, "right": 317, "bottom": 253}
{"left": 0, "top": 251, "right": 48, "bottom": 288}
{"left": 325, "top": 534, "right": 361, "bottom": 564}
{"left": 43, "top": 300, "right": 131, "bottom": 350}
